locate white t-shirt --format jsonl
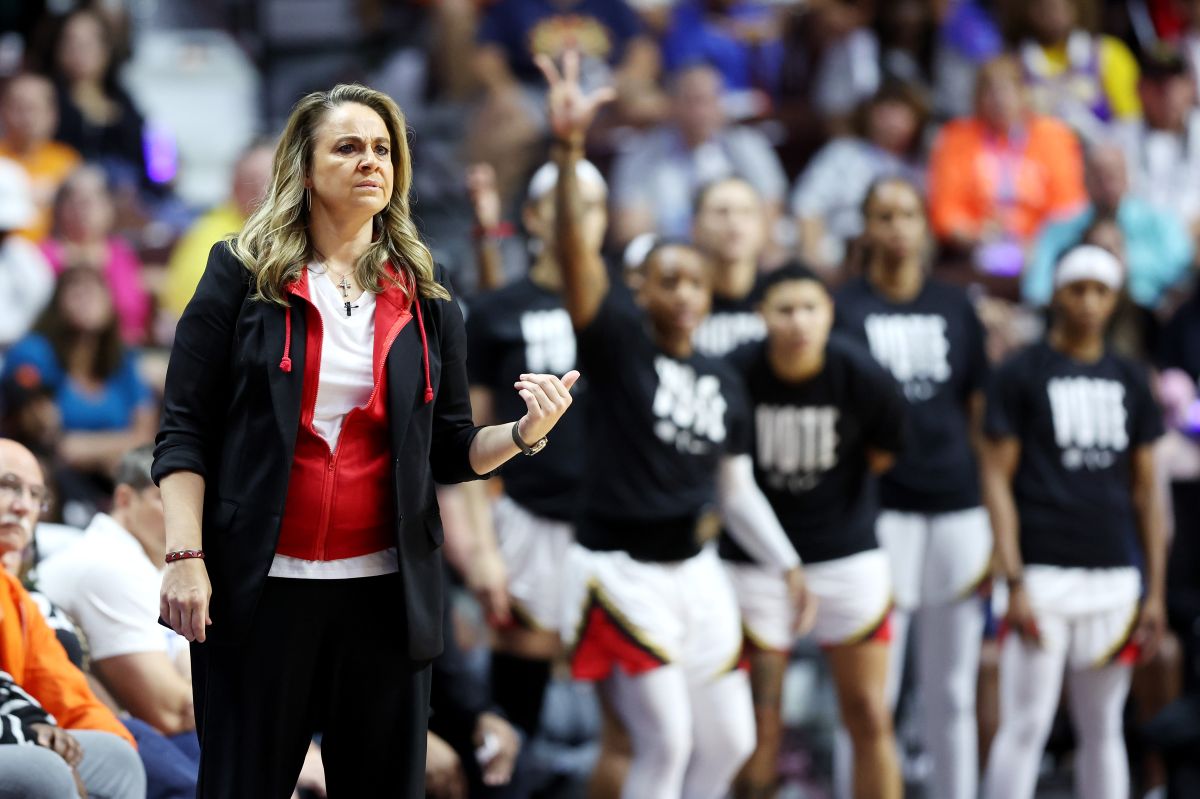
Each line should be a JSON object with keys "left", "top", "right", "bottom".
{"left": 268, "top": 265, "right": 399, "bottom": 580}
{"left": 37, "top": 513, "right": 185, "bottom": 662}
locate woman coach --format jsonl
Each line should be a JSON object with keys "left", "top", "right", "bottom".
{"left": 152, "top": 84, "right": 577, "bottom": 797}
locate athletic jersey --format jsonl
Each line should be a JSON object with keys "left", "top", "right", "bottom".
{"left": 693, "top": 276, "right": 767, "bottom": 358}
{"left": 575, "top": 286, "right": 751, "bottom": 562}
{"left": 834, "top": 276, "right": 988, "bottom": 513}
{"left": 719, "top": 336, "right": 907, "bottom": 565}
{"left": 466, "top": 277, "right": 585, "bottom": 521}
{"left": 985, "top": 341, "right": 1163, "bottom": 569}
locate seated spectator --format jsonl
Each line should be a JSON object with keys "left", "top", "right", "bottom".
{"left": 39, "top": 445, "right": 199, "bottom": 797}
{"left": 1011, "top": 0, "right": 1141, "bottom": 142}
{"left": 469, "top": 0, "right": 664, "bottom": 201}
{"left": 0, "top": 437, "right": 144, "bottom": 798}
{"left": 1024, "top": 142, "right": 1193, "bottom": 311}
{"left": 159, "top": 140, "right": 273, "bottom": 321}
{"left": 610, "top": 62, "right": 787, "bottom": 245}
{"left": 793, "top": 82, "right": 928, "bottom": 273}
{"left": 45, "top": 7, "right": 148, "bottom": 190}
{"left": 1113, "top": 46, "right": 1200, "bottom": 241}
{"left": 0, "top": 73, "right": 82, "bottom": 242}
{"left": 0, "top": 159, "right": 54, "bottom": 366}
{"left": 1, "top": 267, "right": 157, "bottom": 518}
{"left": 928, "top": 56, "right": 1086, "bottom": 273}
{"left": 933, "top": 0, "right": 1005, "bottom": 119}
{"left": 660, "top": 0, "right": 786, "bottom": 102}
{"left": 41, "top": 166, "right": 150, "bottom": 343}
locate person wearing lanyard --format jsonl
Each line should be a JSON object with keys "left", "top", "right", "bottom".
{"left": 929, "top": 55, "right": 1087, "bottom": 274}
{"left": 540, "top": 53, "right": 810, "bottom": 799}
{"left": 154, "top": 84, "right": 578, "bottom": 798}
{"left": 981, "top": 244, "right": 1167, "bottom": 799}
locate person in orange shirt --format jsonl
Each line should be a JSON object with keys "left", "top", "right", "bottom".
{"left": 0, "top": 438, "right": 144, "bottom": 798}
{"left": 929, "top": 56, "right": 1087, "bottom": 276}
{"left": 0, "top": 73, "right": 83, "bottom": 242}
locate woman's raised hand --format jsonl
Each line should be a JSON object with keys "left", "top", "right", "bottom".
{"left": 534, "top": 50, "right": 616, "bottom": 145}
{"left": 514, "top": 371, "right": 580, "bottom": 445}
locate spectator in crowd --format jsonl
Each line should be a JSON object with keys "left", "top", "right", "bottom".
{"left": 807, "top": 0, "right": 884, "bottom": 130}
{"left": 690, "top": 176, "right": 769, "bottom": 357}
{"left": 159, "top": 140, "right": 274, "bottom": 321}
{"left": 1024, "top": 142, "right": 1193, "bottom": 312}
{"left": 0, "top": 667, "right": 92, "bottom": 798}
{"left": 933, "top": 0, "right": 1006, "bottom": 119}
{"left": 0, "top": 437, "right": 145, "bottom": 798}
{"left": 41, "top": 165, "right": 151, "bottom": 344}
{"left": 469, "top": 0, "right": 663, "bottom": 202}
{"left": 0, "top": 159, "right": 54, "bottom": 366}
{"left": 38, "top": 446, "right": 196, "bottom": 758}
{"left": 874, "top": 0, "right": 938, "bottom": 98}
{"left": 0, "top": 73, "right": 81, "bottom": 242}
{"left": 1113, "top": 46, "right": 1200, "bottom": 240}
{"left": 1, "top": 266, "right": 157, "bottom": 511}
{"left": 45, "top": 7, "right": 148, "bottom": 189}
{"left": 1009, "top": 0, "right": 1141, "bottom": 142}
{"left": 659, "top": 0, "right": 786, "bottom": 101}
{"left": 793, "top": 83, "right": 928, "bottom": 274}
{"left": 0, "top": 373, "right": 60, "bottom": 469}
{"left": 610, "top": 63, "right": 788, "bottom": 246}
{"left": 928, "top": 55, "right": 1087, "bottom": 274}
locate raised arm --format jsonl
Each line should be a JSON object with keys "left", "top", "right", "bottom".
{"left": 536, "top": 51, "right": 615, "bottom": 330}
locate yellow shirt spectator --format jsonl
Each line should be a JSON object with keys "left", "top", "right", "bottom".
{"left": 160, "top": 202, "right": 245, "bottom": 318}
{"left": 0, "top": 140, "right": 81, "bottom": 243}
{"left": 1020, "top": 31, "right": 1141, "bottom": 140}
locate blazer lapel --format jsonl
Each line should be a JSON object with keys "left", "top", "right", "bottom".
{"left": 379, "top": 276, "right": 422, "bottom": 456}
{"left": 265, "top": 274, "right": 308, "bottom": 452}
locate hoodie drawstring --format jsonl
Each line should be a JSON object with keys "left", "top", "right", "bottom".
{"left": 414, "top": 297, "right": 434, "bottom": 404}
{"left": 279, "top": 305, "right": 293, "bottom": 373}
{"left": 278, "top": 283, "right": 432, "bottom": 406}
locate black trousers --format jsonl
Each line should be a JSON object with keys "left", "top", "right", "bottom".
{"left": 190, "top": 574, "right": 431, "bottom": 798}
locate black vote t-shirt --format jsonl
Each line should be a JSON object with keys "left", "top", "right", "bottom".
{"left": 693, "top": 276, "right": 767, "bottom": 358}
{"left": 985, "top": 341, "right": 1164, "bottom": 569}
{"left": 466, "top": 277, "right": 586, "bottom": 521}
{"left": 834, "top": 276, "right": 989, "bottom": 512}
{"left": 719, "top": 336, "right": 908, "bottom": 565}
{"left": 575, "top": 285, "right": 752, "bottom": 562}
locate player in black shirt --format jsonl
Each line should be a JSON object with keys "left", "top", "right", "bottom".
{"left": 721, "top": 263, "right": 906, "bottom": 799}
{"left": 538, "top": 53, "right": 811, "bottom": 799}
{"left": 459, "top": 155, "right": 608, "bottom": 755}
{"left": 981, "top": 244, "right": 1167, "bottom": 799}
{"left": 691, "top": 176, "right": 768, "bottom": 357}
{"left": 834, "top": 176, "right": 992, "bottom": 799}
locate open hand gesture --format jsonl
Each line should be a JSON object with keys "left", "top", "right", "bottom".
{"left": 534, "top": 50, "right": 616, "bottom": 145}
{"left": 514, "top": 371, "right": 580, "bottom": 445}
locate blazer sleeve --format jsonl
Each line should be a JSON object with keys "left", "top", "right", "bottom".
{"left": 152, "top": 241, "right": 248, "bottom": 485}
{"left": 428, "top": 268, "right": 486, "bottom": 485}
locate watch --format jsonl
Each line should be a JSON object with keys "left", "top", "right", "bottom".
{"left": 512, "top": 422, "right": 548, "bottom": 456}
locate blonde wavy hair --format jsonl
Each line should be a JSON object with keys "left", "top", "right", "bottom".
{"left": 230, "top": 84, "right": 449, "bottom": 304}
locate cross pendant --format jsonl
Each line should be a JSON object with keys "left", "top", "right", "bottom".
{"left": 336, "top": 276, "right": 353, "bottom": 298}
{"left": 344, "top": 301, "right": 358, "bottom": 318}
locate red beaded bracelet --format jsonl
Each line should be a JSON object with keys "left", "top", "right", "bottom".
{"left": 165, "top": 549, "right": 205, "bottom": 564}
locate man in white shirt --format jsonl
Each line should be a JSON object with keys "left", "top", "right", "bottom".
{"left": 38, "top": 445, "right": 194, "bottom": 738}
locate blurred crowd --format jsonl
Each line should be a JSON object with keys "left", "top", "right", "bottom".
{"left": 1, "top": 0, "right": 1200, "bottom": 797}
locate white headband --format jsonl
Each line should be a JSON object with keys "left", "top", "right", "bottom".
{"left": 526, "top": 159, "right": 607, "bottom": 201}
{"left": 1054, "top": 245, "right": 1124, "bottom": 291}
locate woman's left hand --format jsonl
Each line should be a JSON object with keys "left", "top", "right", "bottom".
{"left": 1135, "top": 595, "right": 1167, "bottom": 664}
{"left": 514, "top": 371, "right": 580, "bottom": 444}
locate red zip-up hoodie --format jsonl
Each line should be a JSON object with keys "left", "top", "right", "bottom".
{"left": 275, "top": 266, "right": 433, "bottom": 561}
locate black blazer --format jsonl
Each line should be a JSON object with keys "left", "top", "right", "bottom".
{"left": 152, "top": 241, "right": 485, "bottom": 661}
